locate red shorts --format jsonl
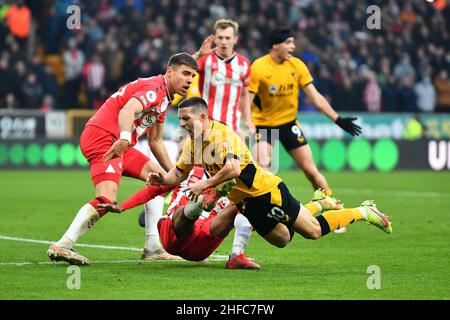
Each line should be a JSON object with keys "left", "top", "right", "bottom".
{"left": 80, "top": 125, "right": 149, "bottom": 186}
{"left": 157, "top": 214, "right": 224, "bottom": 262}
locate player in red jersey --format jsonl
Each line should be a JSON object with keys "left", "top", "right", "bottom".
{"left": 47, "top": 53, "right": 198, "bottom": 266}
{"left": 98, "top": 166, "right": 261, "bottom": 269}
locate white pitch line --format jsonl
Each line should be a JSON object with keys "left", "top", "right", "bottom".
{"left": 0, "top": 257, "right": 229, "bottom": 267}
{"left": 0, "top": 235, "right": 229, "bottom": 266}
{"left": 0, "top": 235, "right": 142, "bottom": 251}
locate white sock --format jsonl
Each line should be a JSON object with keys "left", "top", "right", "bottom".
{"left": 231, "top": 214, "right": 252, "bottom": 257}
{"left": 144, "top": 196, "right": 165, "bottom": 252}
{"left": 55, "top": 203, "right": 99, "bottom": 249}
{"left": 359, "top": 207, "right": 368, "bottom": 220}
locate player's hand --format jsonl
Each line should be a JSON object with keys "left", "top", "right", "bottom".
{"left": 195, "top": 35, "right": 214, "bottom": 59}
{"left": 335, "top": 116, "right": 362, "bottom": 136}
{"left": 103, "top": 140, "right": 129, "bottom": 163}
{"left": 183, "top": 180, "right": 208, "bottom": 200}
{"left": 245, "top": 120, "right": 256, "bottom": 135}
{"left": 147, "top": 172, "right": 165, "bottom": 186}
{"left": 97, "top": 203, "right": 125, "bottom": 214}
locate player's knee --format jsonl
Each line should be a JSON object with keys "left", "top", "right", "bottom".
{"left": 141, "top": 162, "right": 154, "bottom": 176}
{"left": 273, "top": 238, "right": 289, "bottom": 248}
{"left": 305, "top": 227, "right": 321, "bottom": 240}
{"left": 95, "top": 183, "right": 118, "bottom": 203}
{"left": 264, "top": 228, "right": 291, "bottom": 248}
{"left": 266, "top": 236, "right": 289, "bottom": 248}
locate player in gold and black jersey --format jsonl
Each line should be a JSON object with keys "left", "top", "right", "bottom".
{"left": 248, "top": 27, "right": 362, "bottom": 199}
{"left": 147, "top": 97, "right": 391, "bottom": 250}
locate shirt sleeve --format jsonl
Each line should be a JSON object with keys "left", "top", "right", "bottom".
{"left": 248, "top": 61, "right": 261, "bottom": 94}
{"left": 156, "top": 111, "right": 166, "bottom": 123}
{"left": 217, "top": 133, "right": 242, "bottom": 164}
{"left": 176, "top": 138, "right": 195, "bottom": 173}
{"left": 242, "top": 59, "right": 251, "bottom": 87}
{"left": 132, "top": 86, "right": 159, "bottom": 112}
{"left": 297, "top": 59, "right": 314, "bottom": 88}
{"left": 197, "top": 55, "right": 207, "bottom": 72}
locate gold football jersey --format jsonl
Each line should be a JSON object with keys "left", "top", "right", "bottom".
{"left": 176, "top": 121, "right": 282, "bottom": 204}
{"left": 249, "top": 55, "right": 313, "bottom": 127}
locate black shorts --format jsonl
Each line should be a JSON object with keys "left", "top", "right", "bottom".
{"left": 255, "top": 120, "right": 308, "bottom": 152}
{"left": 237, "top": 182, "right": 301, "bottom": 237}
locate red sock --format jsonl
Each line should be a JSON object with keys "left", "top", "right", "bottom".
{"left": 88, "top": 196, "right": 112, "bottom": 217}
{"left": 121, "top": 185, "right": 174, "bottom": 210}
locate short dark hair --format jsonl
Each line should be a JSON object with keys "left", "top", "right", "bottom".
{"left": 168, "top": 52, "right": 198, "bottom": 70}
{"left": 268, "top": 27, "right": 294, "bottom": 48}
{"left": 178, "top": 97, "right": 208, "bottom": 114}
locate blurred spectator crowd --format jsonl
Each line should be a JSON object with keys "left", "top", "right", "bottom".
{"left": 0, "top": 0, "right": 449, "bottom": 113}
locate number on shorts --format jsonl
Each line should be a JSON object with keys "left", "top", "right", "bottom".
{"left": 291, "top": 124, "right": 302, "bottom": 139}
{"left": 267, "top": 206, "right": 286, "bottom": 222}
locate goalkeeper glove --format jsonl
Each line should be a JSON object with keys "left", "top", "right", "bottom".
{"left": 335, "top": 116, "right": 362, "bottom": 136}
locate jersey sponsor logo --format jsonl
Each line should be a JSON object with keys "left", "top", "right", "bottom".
{"left": 211, "top": 71, "right": 244, "bottom": 86}
{"left": 269, "top": 83, "right": 295, "bottom": 97}
{"left": 212, "top": 71, "right": 225, "bottom": 85}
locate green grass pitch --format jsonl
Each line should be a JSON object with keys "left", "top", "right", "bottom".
{"left": 0, "top": 170, "right": 449, "bottom": 300}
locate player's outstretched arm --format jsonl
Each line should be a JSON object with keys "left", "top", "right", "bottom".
{"left": 239, "top": 87, "right": 255, "bottom": 135}
{"left": 185, "top": 157, "right": 241, "bottom": 196}
{"left": 147, "top": 122, "right": 174, "bottom": 172}
{"left": 303, "top": 84, "right": 362, "bottom": 136}
{"left": 97, "top": 184, "right": 170, "bottom": 213}
{"left": 147, "top": 167, "right": 187, "bottom": 187}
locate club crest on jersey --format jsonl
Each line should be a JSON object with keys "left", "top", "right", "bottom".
{"left": 269, "top": 85, "right": 278, "bottom": 94}
{"left": 142, "top": 114, "right": 157, "bottom": 127}
{"left": 221, "top": 141, "right": 232, "bottom": 153}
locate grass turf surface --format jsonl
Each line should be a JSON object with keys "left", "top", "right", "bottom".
{"left": 0, "top": 170, "right": 449, "bottom": 300}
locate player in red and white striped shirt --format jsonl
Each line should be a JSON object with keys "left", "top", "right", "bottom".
{"left": 195, "top": 19, "right": 255, "bottom": 135}
{"left": 97, "top": 166, "right": 260, "bottom": 268}
{"left": 191, "top": 21, "right": 257, "bottom": 268}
